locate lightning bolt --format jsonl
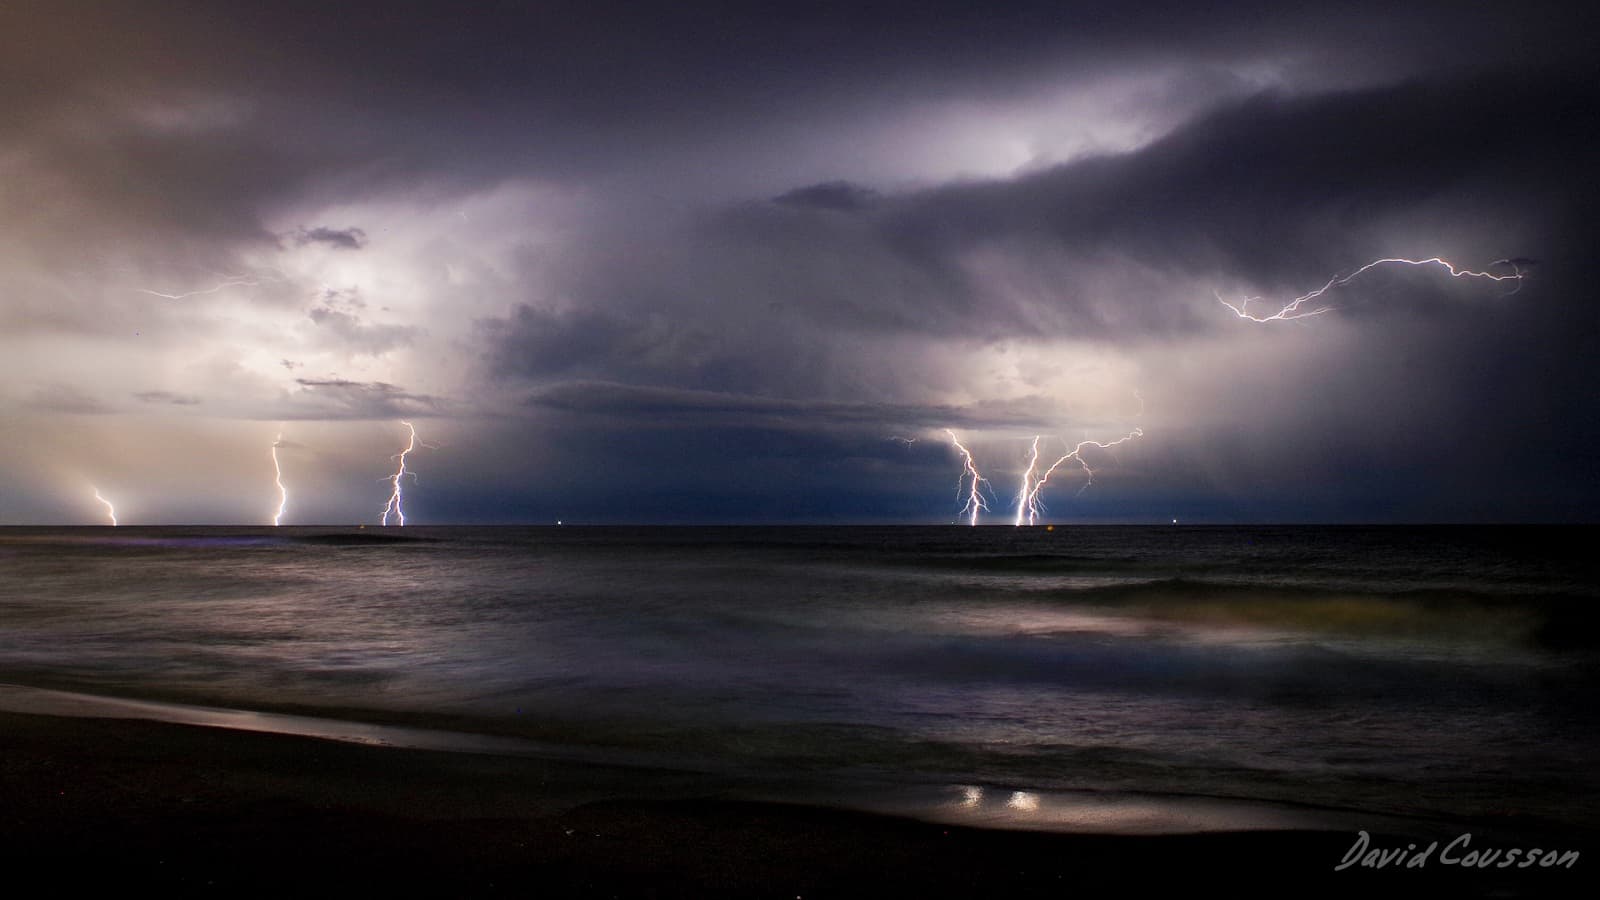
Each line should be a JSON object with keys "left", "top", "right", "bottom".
{"left": 380, "top": 421, "right": 418, "bottom": 526}
{"left": 271, "top": 433, "right": 288, "bottom": 526}
{"left": 1217, "top": 257, "right": 1525, "bottom": 322}
{"left": 1012, "top": 436, "right": 1043, "bottom": 527}
{"left": 1014, "top": 428, "right": 1144, "bottom": 526}
{"left": 945, "top": 429, "right": 991, "bottom": 526}
{"left": 91, "top": 487, "right": 117, "bottom": 526}
{"left": 136, "top": 275, "right": 271, "bottom": 300}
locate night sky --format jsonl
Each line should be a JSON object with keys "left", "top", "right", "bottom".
{"left": 2, "top": 1, "right": 1596, "bottom": 524}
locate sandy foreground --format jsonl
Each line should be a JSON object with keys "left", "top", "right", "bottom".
{"left": 1, "top": 709, "right": 1593, "bottom": 897}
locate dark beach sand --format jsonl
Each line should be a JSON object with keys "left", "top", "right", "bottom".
{"left": 1, "top": 710, "right": 1592, "bottom": 898}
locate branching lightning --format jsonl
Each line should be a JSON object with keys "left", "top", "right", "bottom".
{"left": 271, "top": 433, "right": 288, "bottom": 526}
{"left": 945, "top": 429, "right": 991, "bottom": 526}
{"left": 380, "top": 421, "right": 419, "bottom": 526}
{"left": 137, "top": 275, "right": 271, "bottom": 300}
{"left": 1013, "top": 428, "right": 1144, "bottom": 526}
{"left": 91, "top": 487, "right": 117, "bottom": 526}
{"left": 1217, "top": 257, "right": 1525, "bottom": 322}
{"left": 1012, "top": 435, "right": 1043, "bottom": 527}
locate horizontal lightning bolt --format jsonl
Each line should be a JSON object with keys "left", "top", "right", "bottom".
{"left": 1218, "top": 257, "right": 1525, "bottom": 322}
{"left": 137, "top": 275, "right": 270, "bottom": 300}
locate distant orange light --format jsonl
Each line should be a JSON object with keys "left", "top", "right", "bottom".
{"left": 1045, "top": 525, "right": 1054, "bottom": 532}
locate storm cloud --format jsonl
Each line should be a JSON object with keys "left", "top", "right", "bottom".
{"left": 0, "top": 1, "right": 1593, "bottom": 523}
{"left": 286, "top": 379, "right": 442, "bottom": 420}
{"left": 295, "top": 226, "right": 368, "bottom": 250}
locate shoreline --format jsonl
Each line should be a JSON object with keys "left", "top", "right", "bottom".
{"left": 3, "top": 707, "right": 1594, "bottom": 896}
{"left": 0, "top": 682, "right": 1363, "bottom": 836}
{"left": 0, "top": 681, "right": 1500, "bottom": 838}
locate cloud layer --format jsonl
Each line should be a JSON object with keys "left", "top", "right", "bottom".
{"left": 1, "top": 1, "right": 1594, "bottom": 522}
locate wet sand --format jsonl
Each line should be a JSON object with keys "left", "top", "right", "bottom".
{"left": 1, "top": 709, "right": 1591, "bottom": 897}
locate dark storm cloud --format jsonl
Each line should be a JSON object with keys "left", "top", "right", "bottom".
{"left": 479, "top": 63, "right": 1597, "bottom": 521}
{"left": 116, "top": 1, "right": 1600, "bottom": 124}
{"left": 527, "top": 381, "right": 1072, "bottom": 432}
{"left": 440, "top": 400, "right": 1004, "bottom": 523}
{"left": 485, "top": 306, "right": 797, "bottom": 394}
{"left": 24, "top": 384, "right": 111, "bottom": 415}
{"left": 876, "top": 72, "right": 1595, "bottom": 303}
{"left": 285, "top": 379, "right": 441, "bottom": 420}
{"left": 2, "top": 1, "right": 1595, "bottom": 522}
{"left": 7, "top": 2, "right": 1594, "bottom": 196}
{"left": 880, "top": 72, "right": 1587, "bottom": 335}
{"left": 773, "top": 182, "right": 882, "bottom": 212}
{"left": 133, "top": 391, "right": 202, "bottom": 406}
{"left": 295, "top": 227, "right": 368, "bottom": 250}
{"left": 487, "top": 308, "right": 651, "bottom": 379}
{"left": 490, "top": 70, "right": 1596, "bottom": 370}
{"left": 2, "top": 1, "right": 1590, "bottom": 278}
{"left": 2, "top": 100, "right": 329, "bottom": 258}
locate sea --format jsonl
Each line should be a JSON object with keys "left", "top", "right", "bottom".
{"left": 2, "top": 525, "right": 1596, "bottom": 835}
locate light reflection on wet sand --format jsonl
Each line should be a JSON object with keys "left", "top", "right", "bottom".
{"left": 0, "top": 682, "right": 1348, "bottom": 837}
{"left": 840, "top": 782, "right": 1370, "bottom": 836}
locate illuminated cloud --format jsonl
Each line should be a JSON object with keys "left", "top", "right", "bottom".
{"left": 306, "top": 307, "right": 416, "bottom": 356}
{"left": 0, "top": 2, "right": 1593, "bottom": 522}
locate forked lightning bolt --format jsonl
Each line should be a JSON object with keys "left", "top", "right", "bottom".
{"left": 91, "top": 487, "right": 117, "bottom": 526}
{"left": 137, "top": 275, "right": 274, "bottom": 300}
{"left": 1012, "top": 436, "right": 1043, "bottom": 527}
{"left": 271, "top": 433, "right": 288, "bottom": 526}
{"left": 1014, "top": 428, "right": 1144, "bottom": 526}
{"left": 945, "top": 430, "right": 991, "bottom": 526}
{"left": 380, "top": 421, "right": 418, "bottom": 526}
{"left": 1217, "top": 257, "right": 1525, "bottom": 322}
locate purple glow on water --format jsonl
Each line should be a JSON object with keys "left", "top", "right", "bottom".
{"left": 1, "top": 525, "right": 1595, "bottom": 829}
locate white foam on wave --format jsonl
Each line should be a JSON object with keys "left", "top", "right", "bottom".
{"left": 0, "top": 681, "right": 546, "bottom": 756}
